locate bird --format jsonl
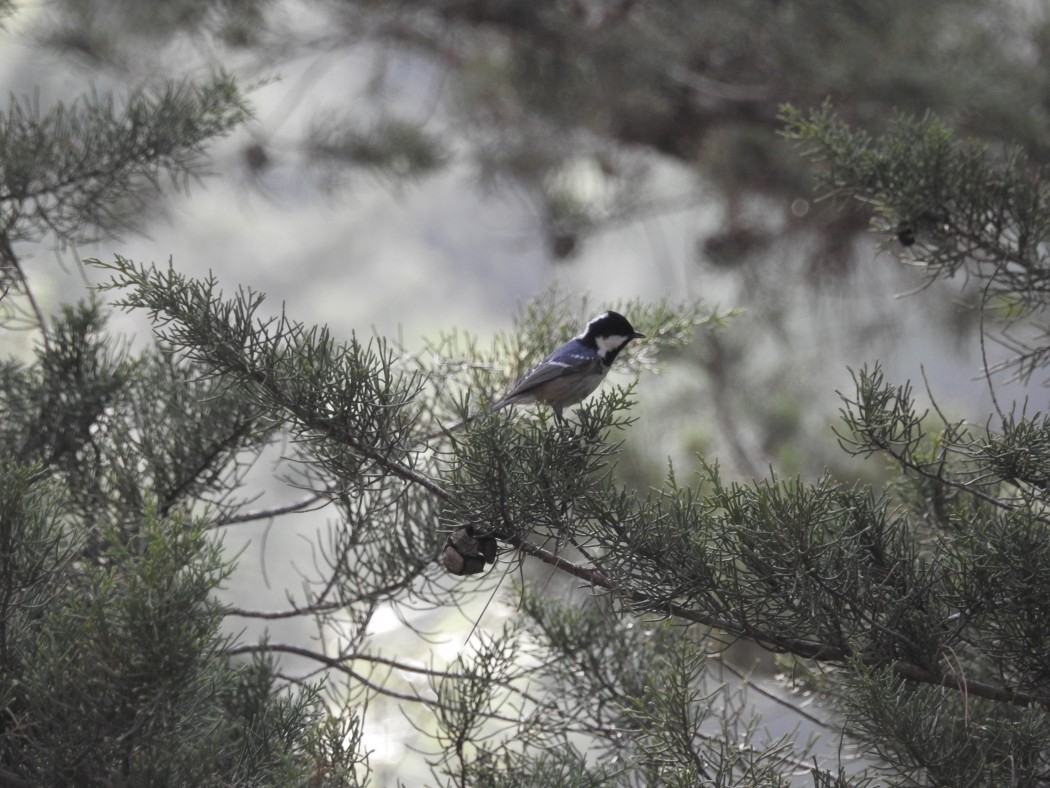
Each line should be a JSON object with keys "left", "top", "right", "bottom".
{"left": 490, "top": 310, "right": 645, "bottom": 423}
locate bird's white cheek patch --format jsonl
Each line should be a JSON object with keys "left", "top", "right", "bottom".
{"left": 595, "top": 334, "right": 629, "bottom": 355}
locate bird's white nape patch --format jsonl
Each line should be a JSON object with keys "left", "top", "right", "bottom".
{"left": 595, "top": 334, "right": 629, "bottom": 355}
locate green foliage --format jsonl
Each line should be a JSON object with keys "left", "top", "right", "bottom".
{"left": 7, "top": 3, "right": 1050, "bottom": 785}
{"left": 92, "top": 258, "right": 426, "bottom": 460}
{"left": 87, "top": 257, "right": 715, "bottom": 613}
{"left": 445, "top": 593, "right": 860, "bottom": 787}
{"left": 0, "top": 75, "right": 249, "bottom": 247}
{"left": 10, "top": 210, "right": 1050, "bottom": 786}
{"left": 2, "top": 299, "right": 275, "bottom": 539}
{"left": 442, "top": 386, "right": 636, "bottom": 543}
{"left": 2, "top": 301, "right": 131, "bottom": 473}
{"left": 91, "top": 257, "right": 449, "bottom": 609}
{"left": 782, "top": 103, "right": 1050, "bottom": 281}
{"left": 977, "top": 411, "right": 1050, "bottom": 490}
{"left": 843, "top": 670, "right": 1050, "bottom": 787}
{"left": 783, "top": 103, "right": 1050, "bottom": 380}
{"left": 422, "top": 351, "right": 1050, "bottom": 783}
{"left": 0, "top": 38, "right": 371, "bottom": 783}
{"left": 0, "top": 456, "right": 362, "bottom": 786}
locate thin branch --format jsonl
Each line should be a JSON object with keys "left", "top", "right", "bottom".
{"left": 215, "top": 488, "right": 330, "bottom": 526}
{"left": 226, "top": 600, "right": 344, "bottom": 620}
{"left": 713, "top": 655, "right": 837, "bottom": 733}
{"left": 248, "top": 364, "right": 451, "bottom": 502}
{"left": 228, "top": 642, "right": 546, "bottom": 727}
{"left": 978, "top": 270, "right": 1007, "bottom": 422}
{"left": 868, "top": 430, "right": 1050, "bottom": 525}
{"left": 0, "top": 233, "right": 49, "bottom": 352}
{"left": 159, "top": 416, "right": 256, "bottom": 516}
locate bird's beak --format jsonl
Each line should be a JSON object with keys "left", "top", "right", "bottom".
{"left": 633, "top": 330, "right": 645, "bottom": 339}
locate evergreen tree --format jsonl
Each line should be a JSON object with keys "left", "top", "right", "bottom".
{"left": 4, "top": 1, "right": 1050, "bottom": 786}
{"left": 0, "top": 28, "right": 366, "bottom": 785}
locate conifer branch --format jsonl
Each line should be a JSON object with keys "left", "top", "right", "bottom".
{"left": 0, "top": 233, "right": 49, "bottom": 351}
{"left": 508, "top": 533, "right": 1050, "bottom": 710}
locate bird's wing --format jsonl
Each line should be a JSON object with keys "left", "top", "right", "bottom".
{"left": 502, "top": 359, "right": 574, "bottom": 399}
{"left": 495, "top": 350, "right": 601, "bottom": 406}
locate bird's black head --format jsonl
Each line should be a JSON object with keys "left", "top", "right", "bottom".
{"left": 580, "top": 311, "right": 645, "bottom": 364}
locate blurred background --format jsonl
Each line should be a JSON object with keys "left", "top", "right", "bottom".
{"left": 3, "top": 0, "right": 1048, "bottom": 780}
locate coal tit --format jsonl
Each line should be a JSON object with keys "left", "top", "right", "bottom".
{"left": 491, "top": 311, "right": 644, "bottom": 422}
